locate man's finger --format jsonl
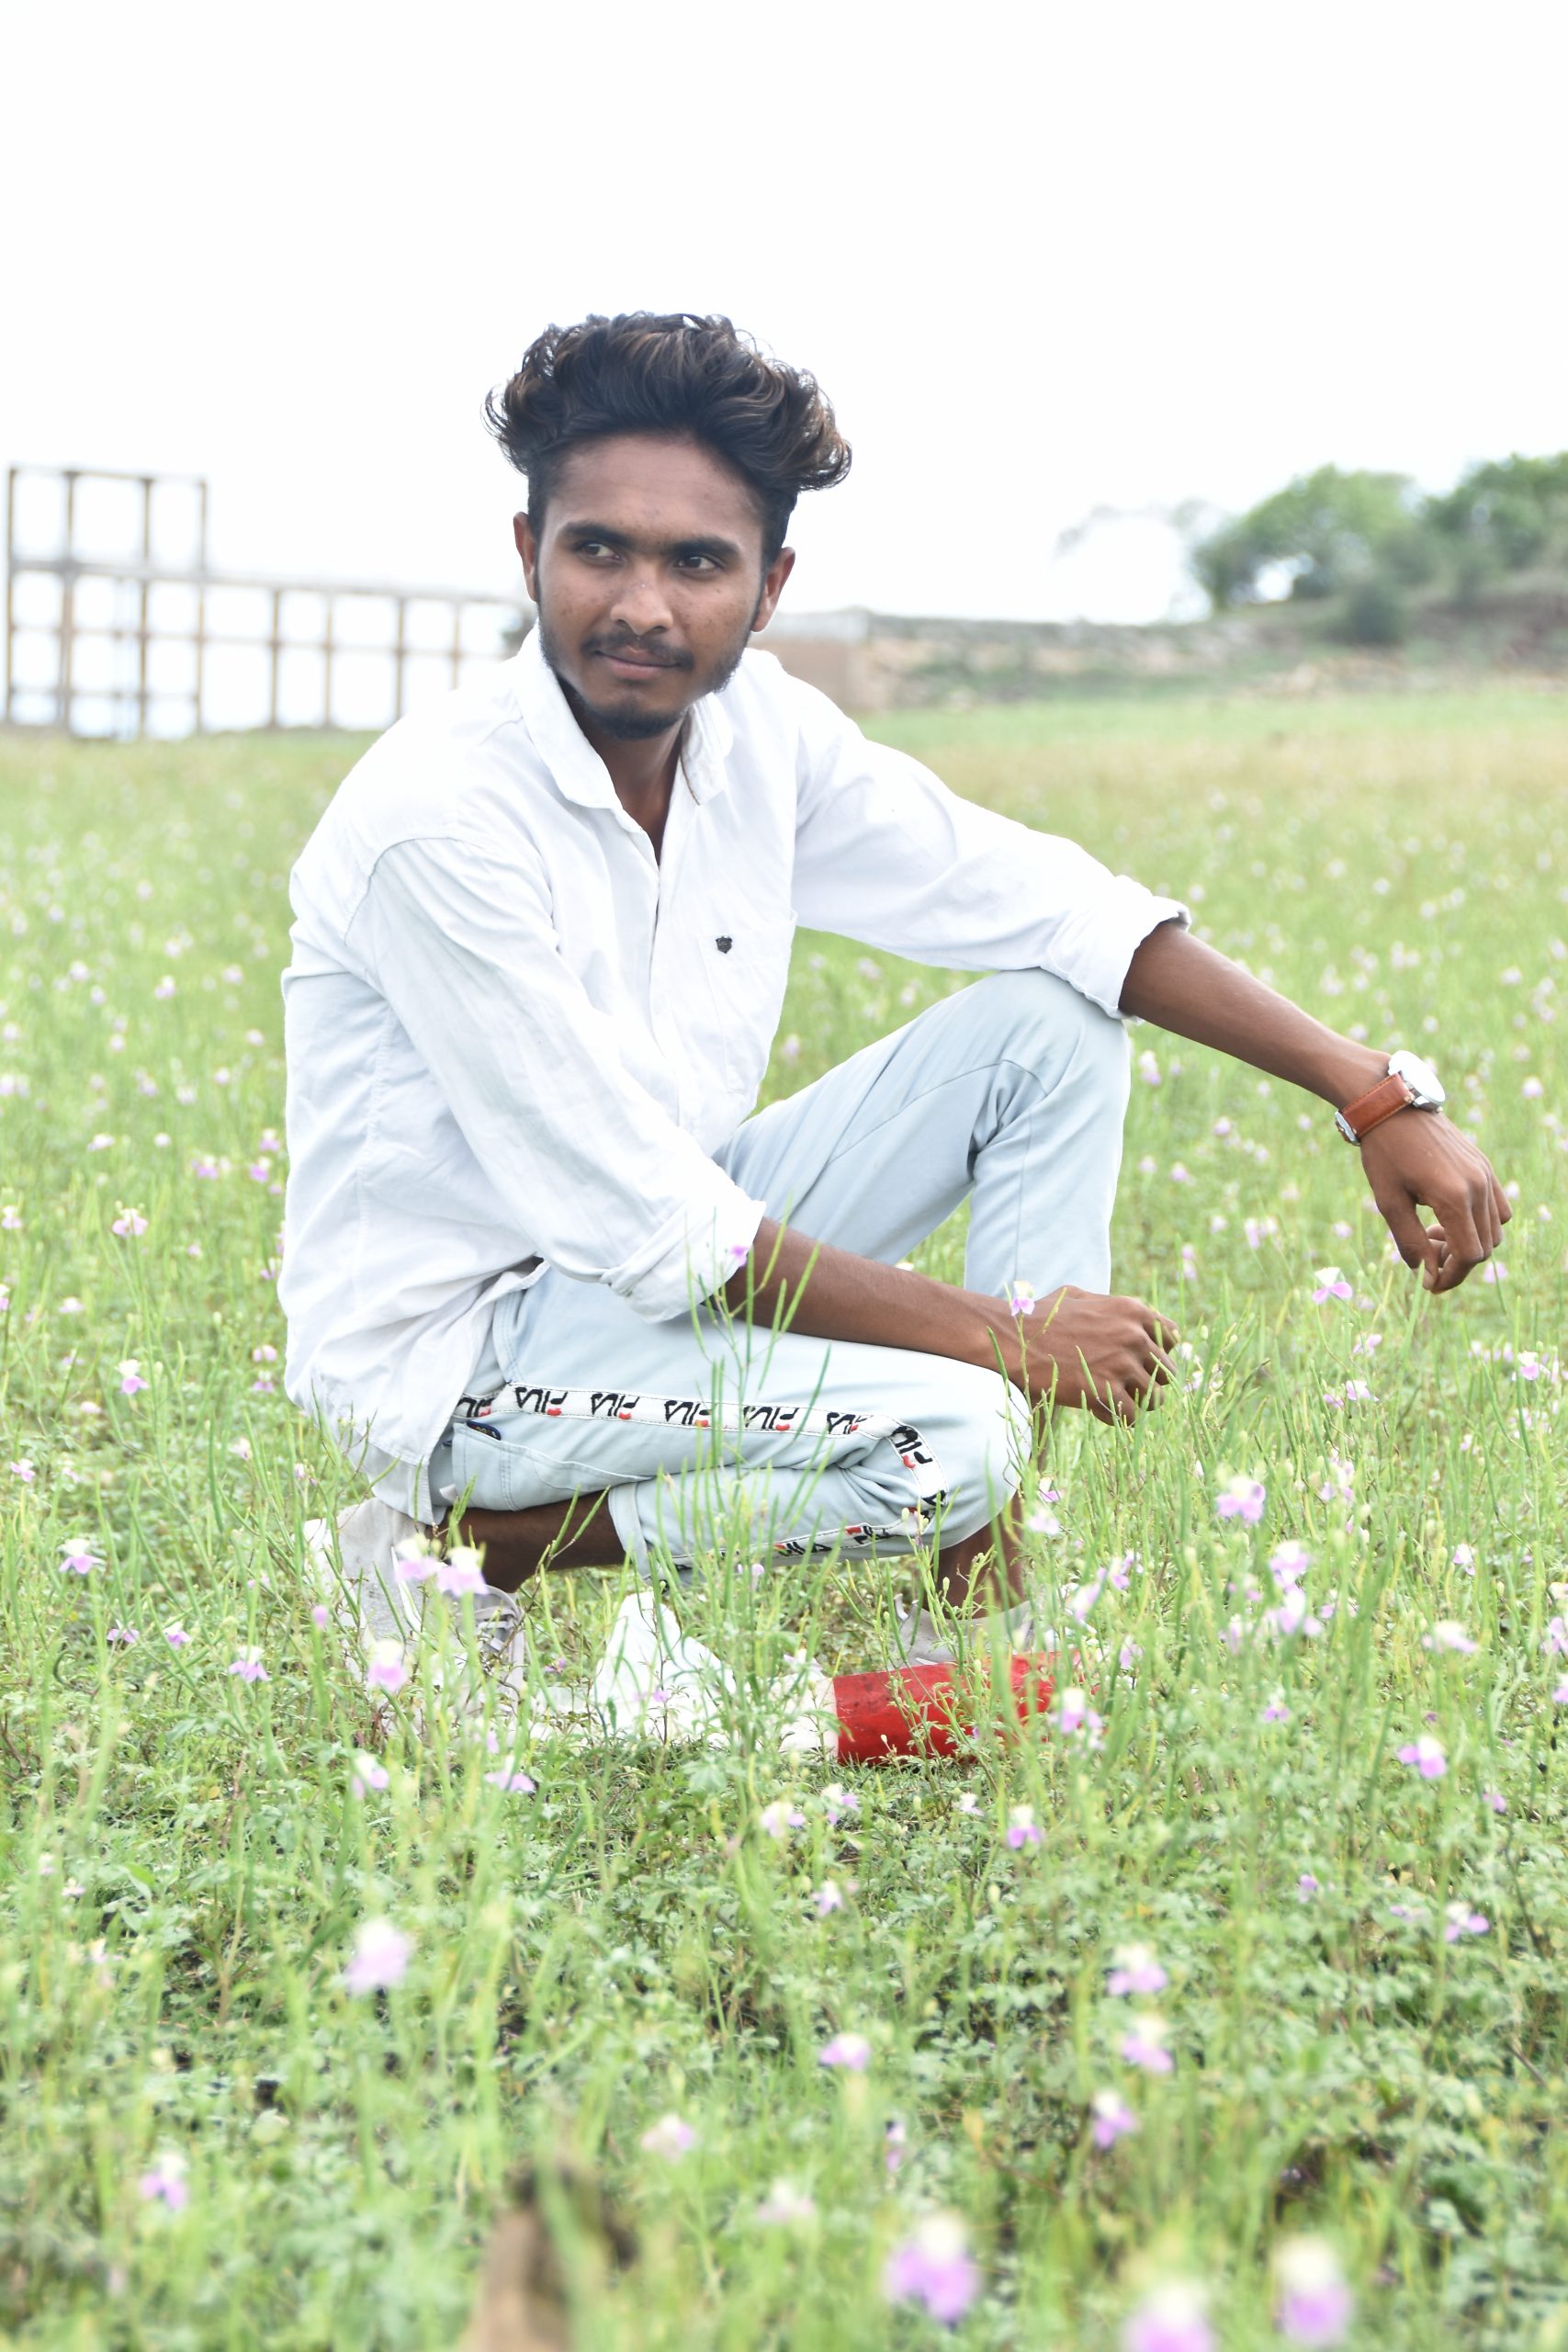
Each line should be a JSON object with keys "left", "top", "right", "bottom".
{"left": 1434, "top": 1193, "right": 1488, "bottom": 1274}
{"left": 1374, "top": 1184, "right": 1436, "bottom": 1272}
{"left": 1495, "top": 1176, "right": 1514, "bottom": 1227}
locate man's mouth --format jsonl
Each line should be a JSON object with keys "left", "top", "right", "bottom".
{"left": 590, "top": 643, "right": 687, "bottom": 678}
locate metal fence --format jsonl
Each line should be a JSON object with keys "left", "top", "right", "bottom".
{"left": 4, "top": 464, "right": 528, "bottom": 738}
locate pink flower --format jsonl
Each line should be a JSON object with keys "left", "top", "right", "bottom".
{"left": 118, "top": 1360, "right": 149, "bottom": 1396}
{"left": 1055, "top": 1687, "right": 1089, "bottom": 1735}
{"left": 137, "top": 2151, "right": 189, "bottom": 2211}
{"left": 310, "top": 1603, "right": 331, "bottom": 1629}
{"left": 1006, "top": 1804, "right": 1043, "bottom": 1849}
{"left": 639, "top": 2112, "right": 695, "bottom": 2159}
{"left": 954, "top": 1791, "right": 982, "bottom": 1816}
{"left": 106, "top": 1625, "right": 139, "bottom": 1646}
{"left": 59, "top": 1543, "right": 99, "bottom": 1575}
{"left": 434, "top": 1547, "right": 486, "bottom": 1597}
{"left": 883, "top": 2213, "right": 978, "bottom": 2325}
{"left": 163, "top": 1622, "right": 192, "bottom": 1649}
{"left": 1119, "top": 2015, "right": 1173, "bottom": 2073}
{"left": 392, "top": 1545, "right": 438, "bottom": 1586}
{"left": 1397, "top": 1736, "right": 1447, "bottom": 1780}
{"left": 111, "top": 1207, "right": 149, "bottom": 1238}
{"left": 760, "top": 1800, "right": 806, "bottom": 1838}
{"left": 885, "top": 2118, "right": 907, "bottom": 2175}
{"left": 1215, "top": 1475, "right": 1266, "bottom": 1524}
{"left": 1006, "top": 1279, "right": 1036, "bottom": 1316}
{"left": 813, "top": 1880, "right": 844, "bottom": 1915}
{"left": 1312, "top": 1267, "right": 1353, "bottom": 1304}
{"left": 343, "top": 1917, "right": 412, "bottom": 1994}
{"left": 1106, "top": 1943, "right": 1167, "bottom": 1996}
{"left": 1273, "top": 2235, "right": 1353, "bottom": 2346}
{"left": 1523, "top": 1075, "right": 1544, "bottom": 1099}
{"left": 1423, "top": 1622, "right": 1477, "bottom": 1655}
{"left": 227, "top": 1648, "right": 268, "bottom": 1684}
{"left": 153, "top": 975, "right": 175, "bottom": 1000}
{"left": 1298, "top": 1873, "right": 1320, "bottom": 1900}
{"left": 351, "top": 1754, "right": 390, "bottom": 1793}
{"left": 1444, "top": 1903, "right": 1490, "bottom": 1942}
{"left": 821, "top": 1781, "right": 859, "bottom": 1825}
{"left": 485, "top": 1769, "right": 537, "bottom": 1794}
{"left": 1090, "top": 2088, "right": 1139, "bottom": 2147}
{"left": 1543, "top": 1616, "right": 1568, "bottom": 1658}
{"left": 1269, "top": 1540, "right": 1311, "bottom": 1588}
{"left": 11, "top": 1459, "right": 36, "bottom": 1484}
{"left": 818, "top": 2031, "right": 871, "bottom": 2071}
{"left": 365, "top": 1645, "right": 408, "bottom": 1693}
{"left": 1122, "top": 2279, "right": 1213, "bottom": 2352}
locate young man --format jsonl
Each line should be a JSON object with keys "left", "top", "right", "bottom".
{"left": 281, "top": 311, "right": 1508, "bottom": 1697}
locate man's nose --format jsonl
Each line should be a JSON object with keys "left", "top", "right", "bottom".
{"left": 608, "top": 562, "right": 674, "bottom": 635}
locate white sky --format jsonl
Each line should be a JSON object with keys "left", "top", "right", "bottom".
{"left": 5, "top": 0, "right": 1567, "bottom": 632}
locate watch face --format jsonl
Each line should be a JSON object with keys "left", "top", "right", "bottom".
{"left": 1388, "top": 1048, "right": 1445, "bottom": 1108}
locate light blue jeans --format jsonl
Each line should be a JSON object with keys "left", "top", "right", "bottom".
{"left": 431, "top": 971, "right": 1130, "bottom": 1577}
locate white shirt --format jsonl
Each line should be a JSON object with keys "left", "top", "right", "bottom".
{"left": 280, "top": 630, "right": 1186, "bottom": 1508}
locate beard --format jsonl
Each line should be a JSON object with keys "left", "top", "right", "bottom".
{"left": 536, "top": 605, "right": 753, "bottom": 741}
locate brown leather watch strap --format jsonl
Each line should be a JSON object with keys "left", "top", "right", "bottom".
{"left": 1336, "top": 1070, "right": 1415, "bottom": 1144}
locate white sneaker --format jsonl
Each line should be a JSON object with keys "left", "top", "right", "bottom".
{"left": 893, "top": 1598, "right": 1034, "bottom": 1667}
{"left": 304, "top": 1498, "right": 426, "bottom": 1658}
{"left": 304, "top": 1502, "right": 530, "bottom": 1725}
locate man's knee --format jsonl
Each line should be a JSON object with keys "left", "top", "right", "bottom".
{"left": 931, "top": 1358, "right": 1027, "bottom": 1532}
{"left": 973, "top": 964, "right": 1123, "bottom": 1058}
{"left": 964, "top": 968, "right": 1130, "bottom": 1091}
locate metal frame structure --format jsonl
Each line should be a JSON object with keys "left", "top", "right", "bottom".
{"left": 4, "top": 463, "right": 527, "bottom": 737}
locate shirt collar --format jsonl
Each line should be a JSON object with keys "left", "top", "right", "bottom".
{"left": 510, "top": 627, "right": 734, "bottom": 808}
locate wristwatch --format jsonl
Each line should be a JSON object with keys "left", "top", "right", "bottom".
{"left": 1335, "top": 1048, "right": 1446, "bottom": 1144}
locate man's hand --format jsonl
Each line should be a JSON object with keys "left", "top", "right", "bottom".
{"left": 1120, "top": 925, "right": 1516, "bottom": 1299}
{"left": 1006, "top": 1285, "right": 1180, "bottom": 1422}
{"left": 1359, "top": 1111, "right": 1511, "bottom": 1293}
{"left": 718, "top": 1218, "right": 1179, "bottom": 1423}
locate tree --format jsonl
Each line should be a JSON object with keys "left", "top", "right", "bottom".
{"left": 1427, "top": 453, "right": 1568, "bottom": 591}
{"left": 1193, "top": 467, "right": 1425, "bottom": 608}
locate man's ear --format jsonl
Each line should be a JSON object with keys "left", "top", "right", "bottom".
{"left": 513, "top": 511, "right": 540, "bottom": 604}
{"left": 750, "top": 545, "right": 795, "bottom": 634}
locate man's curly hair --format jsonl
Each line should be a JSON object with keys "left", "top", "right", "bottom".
{"left": 485, "top": 312, "right": 851, "bottom": 563}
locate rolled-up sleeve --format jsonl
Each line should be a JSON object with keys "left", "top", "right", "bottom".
{"left": 348, "top": 836, "right": 764, "bottom": 1320}
{"left": 789, "top": 685, "right": 1187, "bottom": 1016}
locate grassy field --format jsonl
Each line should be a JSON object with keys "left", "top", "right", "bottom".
{"left": 1, "top": 687, "right": 1565, "bottom": 2349}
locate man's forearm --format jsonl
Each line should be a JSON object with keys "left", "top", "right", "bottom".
{"left": 716, "top": 1218, "right": 1014, "bottom": 1379}
{"left": 1120, "top": 921, "right": 1385, "bottom": 1106}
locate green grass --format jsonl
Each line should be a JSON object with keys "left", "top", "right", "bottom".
{"left": 1, "top": 691, "right": 1564, "bottom": 2348}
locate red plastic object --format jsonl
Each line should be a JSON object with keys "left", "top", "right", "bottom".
{"left": 829, "top": 1653, "right": 1056, "bottom": 1763}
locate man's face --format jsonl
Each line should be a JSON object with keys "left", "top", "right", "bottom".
{"left": 514, "top": 433, "right": 795, "bottom": 743}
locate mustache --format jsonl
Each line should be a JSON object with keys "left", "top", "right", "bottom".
{"left": 584, "top": 634, "right": 693, "bottom": 670}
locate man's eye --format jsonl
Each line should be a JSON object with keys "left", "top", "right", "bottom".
{"left": 679, "top": 554, "right": 719, "bottom": 574}
{"left": 574, "top": 540, "right": 615, "bottom": 560}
